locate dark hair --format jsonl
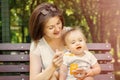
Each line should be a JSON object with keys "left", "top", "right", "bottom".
{"left": 29, "top": 3, "right": 64, "bottom": 42}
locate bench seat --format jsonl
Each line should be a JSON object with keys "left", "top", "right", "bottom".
{"left": 0, "top": 43, "right": 115, "bottom": 80}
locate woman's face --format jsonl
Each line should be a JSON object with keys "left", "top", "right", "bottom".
{"left": 43, "top": 16, "right": 63, "bottom": 39}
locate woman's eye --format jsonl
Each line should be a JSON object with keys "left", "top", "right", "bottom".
{"left": 49, "top": 26, "right": 54, "bottom": 29}
{"left": 57, "top": 22, "right": 60, "bottom": 25}
{"left": 57, "top": 20, "right": 62, "bottom": 25}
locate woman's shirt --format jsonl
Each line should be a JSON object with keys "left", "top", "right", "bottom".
{"left": 30, "top": 27, "right": 72, "bottom": 69}
{"left": 30, "top": 37, "right": 55, "bottom": 69}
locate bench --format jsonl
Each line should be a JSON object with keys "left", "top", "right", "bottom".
{"left": 0, "top": 43, "right": 115, "bottom": 80}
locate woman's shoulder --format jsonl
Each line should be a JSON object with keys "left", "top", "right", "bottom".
{"left": 30, "top": 38, "right": 45, "bottom": 55}
{"left": 30, "top": 37, "right": 45, "bottom": 47}
{"left": 30, "top": 41, "right": 37, "bottom": 52}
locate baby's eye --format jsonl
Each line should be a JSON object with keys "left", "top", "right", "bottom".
{"left": 79, "top": 39, "right": 82, "bottom": 42}
{"left": 71, "top": 41, "right": 75, "bottom": 44}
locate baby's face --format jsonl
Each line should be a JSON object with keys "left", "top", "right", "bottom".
{"left": 65, "top": 30, "right": 87, "bottom": 55}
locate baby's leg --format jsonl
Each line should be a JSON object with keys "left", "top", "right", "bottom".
{"left": 84, "top": 76, "right": 94, "bottom": 80}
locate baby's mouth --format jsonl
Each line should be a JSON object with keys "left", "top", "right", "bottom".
{"left": 76, "top": 46, "right": 81, "bottom": 49}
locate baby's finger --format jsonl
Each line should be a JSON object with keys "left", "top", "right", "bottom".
{"left": 74, "top": 68, "right": 84, "bottom": 74}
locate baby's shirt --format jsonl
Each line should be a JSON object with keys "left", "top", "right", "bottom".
{"left": 63, "top": 50, "right": 97, "bottom": 80}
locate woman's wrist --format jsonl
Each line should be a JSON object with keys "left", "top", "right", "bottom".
{"left": 91, "top": 69, "right": 95, "bottom": 76}
{"left": 50, "top": 63, "right": 58, "bottom": 71}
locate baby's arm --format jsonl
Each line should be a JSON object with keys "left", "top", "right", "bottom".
{"left": 86, "top": 62, "right": 101, "bottom": 77}
{"left": 59, "top": 64, "right": 68, "bottom": 80}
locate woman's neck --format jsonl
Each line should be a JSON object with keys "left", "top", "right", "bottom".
{"left": 44, "top": 37, "right": 65, "bottom": 51}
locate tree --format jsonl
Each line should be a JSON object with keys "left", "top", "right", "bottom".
{"left": 9, "top": 0, "right": 120, "bottom": 68}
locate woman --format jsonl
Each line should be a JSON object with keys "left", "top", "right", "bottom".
{"left": 29, "top": 3, "right": 65, "bottom": 80}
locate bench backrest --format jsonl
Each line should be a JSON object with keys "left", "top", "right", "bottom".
{"left": 0, "top": 43, "right": 115, "bottom": 80}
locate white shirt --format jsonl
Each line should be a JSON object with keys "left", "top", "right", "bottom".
{"left": 30, "top": 37, "right": 55, "bottom": 69}
{"left": 63, "top": 51, "right": 97, "bottom": 80}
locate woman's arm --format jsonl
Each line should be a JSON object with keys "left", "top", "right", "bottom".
{"left": 30, "top": 54, "right": 56, "bottom": 80}
{"left": 30, "top": 50, "right": 63, "bottom": 80}
{"left": 49, "top": 71, "right": 59, "bottom": 80}
{"left": 59, "top": 64, "right": 68, "bottom": 80}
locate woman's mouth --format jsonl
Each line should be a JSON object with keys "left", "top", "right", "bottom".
{"left": 54, "top": 32, "right": 61, "bottom": 35}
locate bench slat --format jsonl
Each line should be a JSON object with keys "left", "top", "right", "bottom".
{"left": 94, "top": 74, "right": 115, "bottom": 80}
{"left": 0, "top": 65, "right": 29, "bottom": 72}
{"left": 100, "top": 63, "right": 114, "bottom": 72}
{"left": 0, "top": 43, "right": 111, "bottom": 51}
{"left": 87, "top": 43, "right": 111, "bottom": 51}
{"left": 94, "top": 52, "right": 112, "bottom": 61}
{"left": 0, "top": 74, "right": 115, "bottom": 80}
{"left": 0, "top": 75, "right": 29, "bottom": 80}
{"left": 0, "top": 54, "right": 29, "bottom": 61}
{"left": 0, "top": 43, "right": 30, "bottom": 50}
{"left": 0, "top": 64, "right": 113, "bottom": 73}
{"left": 0, "top": 52, "right": 112, "bottom": 61}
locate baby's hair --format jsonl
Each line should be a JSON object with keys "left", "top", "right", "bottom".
{"left": 63, "top": 27, "right": 87, "bottom": 45}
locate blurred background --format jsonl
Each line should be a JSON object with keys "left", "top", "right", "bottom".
{"left": 0, "top": 0, "right": 120, "bottom": 79}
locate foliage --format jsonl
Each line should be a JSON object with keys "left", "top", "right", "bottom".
{"left": 7, "top": 0, "right": 120, "bottom": 61}
{"left": 9, "top": 0, "right": 91, "bottom": 43}
{"left": 0, "top": 0, "right": 120, "bottom": 79}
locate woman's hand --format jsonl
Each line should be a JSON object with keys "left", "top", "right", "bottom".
{"left": 50, "top": 71, "right": 59, "bottom": 80}
{"left": 52, "top": 49, "right": 63, "bottom": 68}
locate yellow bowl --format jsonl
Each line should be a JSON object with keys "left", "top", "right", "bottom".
{"left": 70, "top": 63, "right": 78, "bottom": 75}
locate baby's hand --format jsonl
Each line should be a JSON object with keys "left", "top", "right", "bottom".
{"left": 85, "top": 69, "right": 94, "bottom": 77}
{"left": 52, "top": 49, "right": 63, "bottom": 68}
{"left": 72, "top": 68, "right": 87, "bottom": 80}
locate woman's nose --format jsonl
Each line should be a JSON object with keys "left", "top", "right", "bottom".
{"left": 55, "top": 26, "right": 60, "bottom": 31}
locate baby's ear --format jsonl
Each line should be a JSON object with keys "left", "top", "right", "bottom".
{"left": 84, "top": 44, "right": 88, "bottom": 51}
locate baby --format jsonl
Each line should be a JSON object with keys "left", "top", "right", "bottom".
{"left": 59, "top": 27, "right": 101, "bottom": 80}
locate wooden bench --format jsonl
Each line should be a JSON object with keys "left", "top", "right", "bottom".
{"left": 0, "top": 43, "right": 115, "bottom": 80}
